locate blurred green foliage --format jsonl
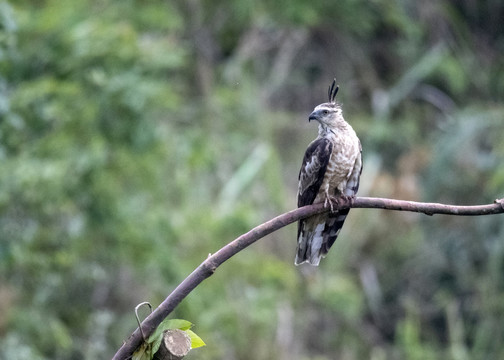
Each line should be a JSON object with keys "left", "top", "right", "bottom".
{"left": 1, "top": 0, "right": 504, "bottom": 359}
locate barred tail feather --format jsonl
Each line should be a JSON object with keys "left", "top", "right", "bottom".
{"left": 321, "top": 209, "right": 349, "bottom": 255}
{"left": 295, "top": 222, "right": 325, "bottom": 266}
{"left": 295, "top": 210, "right": 350, "bottom": 266}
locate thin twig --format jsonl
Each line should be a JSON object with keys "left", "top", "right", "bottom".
{"left": 112, "top": 196, "right": 504, "bottom": 360}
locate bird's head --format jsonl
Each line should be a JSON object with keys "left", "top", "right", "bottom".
{"left": 308, "top": 102, "right": 344, "bottom": 127}
{"left": 308, "top": 79, "right": 344, "bottom": 128}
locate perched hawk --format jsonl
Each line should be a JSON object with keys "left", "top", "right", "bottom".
{"left": 295, "top": 80, "right": 362, "bottom": 266}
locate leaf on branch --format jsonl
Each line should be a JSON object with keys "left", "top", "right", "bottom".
{"left": 132, "top": 343, "right": 150, "bottom": 360}
{"left": 186, "top": 329, "right": 206, "bottom": 349}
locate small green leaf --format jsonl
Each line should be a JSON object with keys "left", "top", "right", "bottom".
{"left": 132, "top": 343, "right": 152, "bottom": 360}
{"left": 149, "top": 336, "right": 163, "bottom": 356}
{"left": 186, "top": 329, "right": 206, "bottom": 349}
{"left": 168, "top": 319, "right": 193, "bottom": 331}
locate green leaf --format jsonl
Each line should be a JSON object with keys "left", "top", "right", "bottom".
{"left": 186, "top": 329, "right": 206, "bottom": 349}
{"left": 149, "top": 336, "right": 163, "bottom": 357}
{"left": 168, "top": 319, "right": 193, "bottom": 331}
{"left": 132, "top": 343, "right": 152, "bottom": 360}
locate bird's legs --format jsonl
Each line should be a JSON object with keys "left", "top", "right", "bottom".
{"left": 323, "top": 189, "right": 355, "bottom": 213}
{"left": 324, "top": 188, "right": 337, "bottom": 213}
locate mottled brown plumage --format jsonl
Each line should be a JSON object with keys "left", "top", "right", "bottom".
{"left": 296, "top": 81, "right": 362, "bottom": 266}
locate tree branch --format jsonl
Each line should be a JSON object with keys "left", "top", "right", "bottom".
{"left": 112, "top": 196, "right": 504, "bottom": 360}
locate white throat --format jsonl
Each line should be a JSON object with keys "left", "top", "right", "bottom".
{"left": 318, "top": 122, "right": 337, "bottom": 137}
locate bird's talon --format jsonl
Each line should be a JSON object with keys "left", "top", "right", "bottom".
{"left": 343, "top": 195, "right": 355, "bottom": 207}
{"left": 324, "top": 196, "right": 338, "bottom": 213}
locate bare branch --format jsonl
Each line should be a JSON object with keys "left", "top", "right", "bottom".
{"left": 352, "top": 196, "right": 504, "bottom": 216}
{"left": 112, "top": 196, "right": 504, "bottom": 360}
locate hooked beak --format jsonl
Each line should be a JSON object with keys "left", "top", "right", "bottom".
{"left": 308, "top": 111, "right": 319, "bottom": 122}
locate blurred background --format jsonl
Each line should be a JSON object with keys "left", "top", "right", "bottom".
{"left": 1, "top": 0, "right": 504, "bottom": 359}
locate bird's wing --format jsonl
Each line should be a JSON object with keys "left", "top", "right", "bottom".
{"left": 296, "top": 138, "right": 332, "bottom": 265}
{"left": 297, "top": 138, "right": 333, "bottom": 207}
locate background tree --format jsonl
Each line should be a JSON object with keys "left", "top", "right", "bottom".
{"left": 1, "top": 0, "right": 504, "bottom": 359}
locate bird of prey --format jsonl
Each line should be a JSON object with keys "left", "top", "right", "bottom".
{"left": 295, "top": 80, "right": 362, "bottom": 266}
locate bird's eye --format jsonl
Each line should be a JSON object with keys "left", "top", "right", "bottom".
{"left": 323, "top": 110, "right": 329, "bottom": 115}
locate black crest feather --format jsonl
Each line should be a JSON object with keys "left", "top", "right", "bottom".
{"left": 328, "top": 78, "right": 339, "bottom": 103}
